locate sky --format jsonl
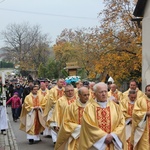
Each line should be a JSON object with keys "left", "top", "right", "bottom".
{"left": 0, "top": 0, "right": 104, "bottom": 47}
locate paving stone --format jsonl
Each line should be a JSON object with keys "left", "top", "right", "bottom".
{"left": 0, "top": 115, "right": 18, "bottom": 150}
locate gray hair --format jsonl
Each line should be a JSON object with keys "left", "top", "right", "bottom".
{"left": 128, "top": 90, "right": 137, "bottom": 95}
{"left": 65, "top": 84, "right": 74, "bottom": 91}
{"left": 93, "top": 82, "right": 108, "bottom": 92}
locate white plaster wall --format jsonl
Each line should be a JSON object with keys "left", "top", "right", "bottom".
{"left": 142, "top": 0, "right": 150, "bottom": 91}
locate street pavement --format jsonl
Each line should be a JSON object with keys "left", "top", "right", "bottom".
{"left": 4, "top": 107, "right": 54, "bottom": 150}
{"left": 0, "top": 115, "right": 18, "bottom": 150}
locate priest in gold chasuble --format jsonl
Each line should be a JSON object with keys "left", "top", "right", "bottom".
{"left": 120, "top": 90, "right": 137, "bottom": 150}
{"left": 131, "top": 84, "right": 150, "bottom": 150}
{"left": 38, "top": 82, "right": 50, "bottom": 136}
{"left": 48, "top": 84, "right": 77, "bottom": 144}
{"left": 79, "top": 82, "right": 126, "bottom": 150}
{"left": 43, "top": 78, "right": 65, "bottom": 119}
{"left": 54, "top": 87, "right": 89, "bottom": 150}
{"left": 38, "top": 82, "right": 49, "bottom": 98}
{"left": 43, "top": 79, "right": 65, "bottom": 142}
{"left": 123, "top": 80, "right": 144, "bottom": 100}
{"left": 20, "top": 85, "right": 46, "bottom": 144}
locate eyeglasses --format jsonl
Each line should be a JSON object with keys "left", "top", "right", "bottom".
{"left": 65, "top": 90, "right": 74, "bottom": 92}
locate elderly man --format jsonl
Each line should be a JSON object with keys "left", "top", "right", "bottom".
{"left": 20, "top": 85, "right": 46, "bottom": 144}
{"left": 54, "top": 87, "right": 89, "bottom": 150}
{"left": 48, "top": 84, "right": 77, "bottom": 145}
{"left": 108, "top": 83, "right": 123, "bottom": 103}
{"left": 131, "top": 84, "right": 150, "bottom": 150}
{"left": 120, "top": 90, "right": 137, "bottom": 150}
{"left": 79, "top": 82, "right": 126, "bottom": 150}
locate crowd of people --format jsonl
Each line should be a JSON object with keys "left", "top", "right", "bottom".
{"left": 1, "top": 76, "right": 150, "bottom": 150}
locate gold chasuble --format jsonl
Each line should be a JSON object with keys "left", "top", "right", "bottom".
{"left": 108, "top": 89, "right": 123, "bottom": 102}
{"left": 43, "top": 86, "right": 65, "bottom": 118}
{"left": 131, "top": 96, "right": 150, "bottom": 150}
{"left": 48, "top": 95, "right": 76, "bottom": 127}
{"left": 79, "top": 100, "right": 126, "bottom": 150}
{"left": 54, "top": 100, "right": 86, "bottom": 150}
{"left": 38, "top": 88, "right": 49, "bottom": 97}
{"left": 20, "top": 93, "right": 46, "bottom": 135}
{"left": 120, "top": 99, "right": 135, "bottom": 150}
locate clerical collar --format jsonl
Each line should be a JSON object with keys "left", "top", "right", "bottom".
{"left": 42, "top": 90, "right": 46, "bottom": 92}
{"left": 129, "top": 100, "right": 135, "bottom": 104}
{"left": 32, "top": 94, "right": 37, "bottom": 98}
{"left": 78, "top": 99, "right": 87, "bottom": 107}
{"left": 97, "top": 100, "right": 107, "bottom": 108}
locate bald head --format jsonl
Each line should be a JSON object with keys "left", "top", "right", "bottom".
{"left": 110, "top": 84, "right": 117, "bottom": 92}
{"left": 40, "top": 82, "right": 46, "bottom": 90}
{"left": 89, "top": 82, "right": 95, "bottom": 90}
{"left": 78, "top": 87, "right": 89, "bottom": 103}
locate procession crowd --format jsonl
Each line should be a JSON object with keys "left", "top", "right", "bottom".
{"left": 0, "top": 76, "right": 150, "bottom": 150}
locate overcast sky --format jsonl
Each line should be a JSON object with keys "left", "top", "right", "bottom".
{"left": 0, "top": 0, "right": 104, "bottom": 47}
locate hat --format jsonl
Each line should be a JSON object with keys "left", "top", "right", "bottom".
{"left": 108, "top": 76, "right": 114, "bottom": 83}
{"left": 14, "top": 92, "right": 18, "bottom": 95}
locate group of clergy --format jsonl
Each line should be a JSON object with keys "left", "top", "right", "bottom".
{"left": 19, "top": 78, "right": 150, "bottom": 150}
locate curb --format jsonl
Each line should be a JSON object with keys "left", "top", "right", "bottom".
{"left": 7, "top": 117, "right": 19, "bottom": 150}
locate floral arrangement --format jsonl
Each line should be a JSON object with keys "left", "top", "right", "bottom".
{"left": 65, "top": 76, "right": 81, "bottom": 85}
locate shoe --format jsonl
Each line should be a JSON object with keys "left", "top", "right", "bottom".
{"left": 3, "top": 130, "right": 6, "bottom": 135}
{"left": 29, "top": 139, "right": 34, "bottom": 144}
{"left": 1, "top": 130, "right": 6, "bottom": 135}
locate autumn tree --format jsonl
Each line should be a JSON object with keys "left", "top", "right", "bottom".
{"left": 53, "top": 0, "right": 141, "bottom": 84}
{"left": 53, "top": 30, "right": 79, "bottom": 77}
{"left": 38, "top": 58, "right": 68, "bottom": 79}
{"left": 95, "top": 0, "right": 142, "bottom": 84}
{"left": 54, "top": 28, "right": 103, "bottom": 79}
